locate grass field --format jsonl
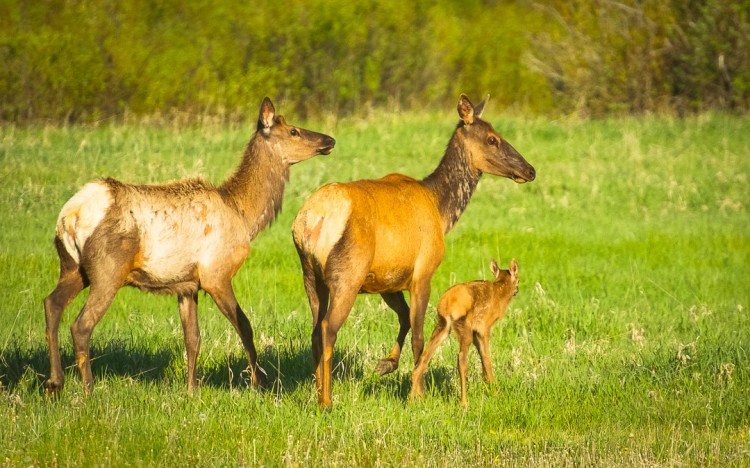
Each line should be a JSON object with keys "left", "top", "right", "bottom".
{"left": 1, "top": 110, "right": 748, "bottom": 465}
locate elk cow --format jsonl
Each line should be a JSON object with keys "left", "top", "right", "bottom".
{"left": 44, "top": 97, "right": 335, "bottom": 395}
{"left": 410, "top": 258, "right": 519, "bottom": 408}
{"left": 292, "top": 94, "right": 535, "bottom": 409}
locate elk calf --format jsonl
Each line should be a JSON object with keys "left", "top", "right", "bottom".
{"left": 410, "top": 258, "right": 519, "bottom": 407}
{"left": 43, "top": 97, "right": 335, "bottom": 395}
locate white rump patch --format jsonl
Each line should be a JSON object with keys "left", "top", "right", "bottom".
{"left": 55, "top": 182, "right": 113, "bottom": 263}
{"left": 293, "top": 186, "right": 352, "bottom": 269}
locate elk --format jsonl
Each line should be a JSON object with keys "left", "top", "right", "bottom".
{"left": 410, "top": 258, "right": 519, "bottom": 408}
{"left": 43, "top": 97, "right": 335, "bottom": 395}
{"left": 292, "top": 94, "right": 535, "bottom": 409}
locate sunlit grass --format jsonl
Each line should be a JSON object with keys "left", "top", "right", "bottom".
{"left": 1, "top": 113, "right": 748, "bottom": 465}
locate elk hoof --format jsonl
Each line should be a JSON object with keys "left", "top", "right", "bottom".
{"left": 374, "top": 358, "right": 399, "bottom": 376}
{"left": 44, "top": 379, "right": 63, "bottom": 396}
{"left": 251, "top": 366, "right": 268, "bottom": 389}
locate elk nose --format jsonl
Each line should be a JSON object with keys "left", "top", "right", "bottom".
{"left": 324, "top": 136, "right": 336, "bottom": 148}
{"left": 527, "top": 166, "right": 536, "bottom": 181}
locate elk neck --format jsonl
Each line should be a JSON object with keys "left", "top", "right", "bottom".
{"left": 421, "top": 132, "right": 481, "bottom": 234}
{"left": 218, "top": 134, "right": 289, "bottom": 240}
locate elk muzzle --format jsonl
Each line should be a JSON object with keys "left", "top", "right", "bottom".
{"left": 317, "top": 136, "right": 336, "bottom": 155}
{"left": 499, "top": 139, "right": 535, "bottom": 183}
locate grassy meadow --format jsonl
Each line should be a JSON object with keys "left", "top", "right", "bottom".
{"left": 0, "top": 110, "right": 748, "bottom": 465}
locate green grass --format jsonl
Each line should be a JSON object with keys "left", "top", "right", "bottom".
{"left": 1, "top": 112, "right": 748, "bottom": 465}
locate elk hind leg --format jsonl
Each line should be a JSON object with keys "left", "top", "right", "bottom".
{"left": 410, "top": 315, "right": 451, "bottom": 400}
{"left": 472, "top": 331, "right": 495, "bottom": 384}
{"left": 43, "top": 245, "right": 87, "bottom": 395}
{"left": 317, "top": 287, "right": 357, "bottom": 411}
{"left": 206, "top": 284, "right": 267, "bottom": 389}
{"left": 70, "top": 282, "right": 119, "bottom": 394}
{"left": 457, "top": 333, "right": 472, "bottom": 408}
{"left": 375, "top": 291, "right": 411, "bottom": 376}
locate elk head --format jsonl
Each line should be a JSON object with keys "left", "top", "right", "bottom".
{"left": 457, "top": 94, "right": 536, "bottom": 183}
{"left": 257, "top": 97, "right": 336, "bottom": 165}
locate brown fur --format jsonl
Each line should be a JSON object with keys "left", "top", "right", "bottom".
{"left": 43, "top": 98, "right": 335, "bottom": 396}
{"left": 410, "top": 258, "right": 519, "bottom": 408}
{"left": 292, "top": 94, "right": 535, "bottom": 409}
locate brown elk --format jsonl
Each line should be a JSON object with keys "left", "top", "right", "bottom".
{"left": 292, "top": 94, "right": 535, "bottom": 409}
{"left": 410, "top": 258, "right": 519, "bottom": 408}
{"left": 43, "top": 97, "right": 335, "bottom": 395}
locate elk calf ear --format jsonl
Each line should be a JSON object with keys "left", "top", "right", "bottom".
{"left": 490, "top": 258, "right": 501, "bottom": 281}
{"left": 457, "top": 94, "right": 475, "bottom": 125}
{"left": 510, "top": 259, "right": 519, "bottom": 280}
{"left": 258, "top": 97, "right": 276, "bottom": 134}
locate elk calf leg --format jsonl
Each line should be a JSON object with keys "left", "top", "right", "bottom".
{"left": 410, "top": 316, "right": 451, "bottom": 400}
{"left": 473, "top": 331, "right": 495, "bottom": 384}
{"left": 457, "top": 336, "right": 472, "bottom": 408}
{"left": 178, "top": 293, "right": 201, "bottom": 395}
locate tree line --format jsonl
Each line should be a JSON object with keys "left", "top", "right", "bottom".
{"left": 1, "top": 0, "right": 748, "bottom": 123}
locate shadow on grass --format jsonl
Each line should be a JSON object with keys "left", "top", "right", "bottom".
{"left": 361, "top": 364, "right": 455, "bottom": 402}
{"left": 0, "top": 338, "right": 375, "bottom": 398}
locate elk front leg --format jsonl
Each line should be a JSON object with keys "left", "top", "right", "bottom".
{"left": 408, "top": 280, "right": 431, "bottom": 367}
{"left": 410, "top": 316, "right": 451, "bottom": 400}
{"left": 206, "top": 284, "right": 267, "bottom": 389}
{"left": 473, "top": 331, "right": 495, "bottom": 384}
{"left": 375, "top": 291, "right": 411, "bottom": 376}
{"left": 178, "top": 293, "right": 201, "bottom": 395}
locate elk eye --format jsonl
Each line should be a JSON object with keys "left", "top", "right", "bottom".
{"left": 487, "top": 136, "right": 498, "bottom": 146}
{"left": 290, "top": 129, "right": 299, "bottom": 137}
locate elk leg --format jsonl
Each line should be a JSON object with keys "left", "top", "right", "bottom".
{"left": 310, "top": 282, "right": 329, "bottom": 396}
{"left": 408, "top": 280, "right": 431, "bottom": 367}
{"left": 473, "top": 331, "right": 495, "bottom": 384}
{"left": 375, "top": 291, "right": 411, "bottom": 376}
{"left": 299, "top": 257, "right": 329, "bottom": 390}
{"left": 206, "top": 285, "right": 267, "bottom": 389}
{"left": 70, "top": 282, "right": 118, "bottom": 394}
{"left": 43, "top": 264, "right": 86, "bottom": 395}
{"left": 457, "top": 333, "right": 472, "bottom": 408}
{"left": 178, "top": 293, "right": 201, "bottom": 395}
{"left": 410, "top": 316, "right": 451, "bottom": 400}
{"left": 317, "top": 287, "right": 357, "bottom": 411}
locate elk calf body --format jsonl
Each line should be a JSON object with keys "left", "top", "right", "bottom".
{"left": 410, "top": 258, "right": 519, "bottom": 407}
{"left": 293, "top": 94, "right": 535, "bottom": 409}
{"left": 44, "top": 98, "right": 335, "bottom": 395}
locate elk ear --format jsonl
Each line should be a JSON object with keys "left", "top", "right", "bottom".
{"left": 490, "top": 258, "right": 501, "bottom": 281}
{"left": 457, "top": 94, "right": 475, "bottom": 125}
{"left": 258, "top": 97, "right": 275, "bottom": 133}
{"left": 510, "top": 259, "right": 519, "bottom": 280}
{"left": 473, "top": 94, "right": 489, "bottom": 119}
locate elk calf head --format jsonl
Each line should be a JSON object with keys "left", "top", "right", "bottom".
{"left": 457, "top": 94, "right": 536, "bottom": 183}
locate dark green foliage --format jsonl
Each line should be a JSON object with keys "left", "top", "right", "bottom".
{"left": 0, "top": 1, "right": 748, "bottom": 121}
{"left": 527, "top": 0, "right": 750, "bottom": 116}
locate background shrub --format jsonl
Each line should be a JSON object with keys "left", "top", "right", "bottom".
{"left": 0, "top": 0, "right": 747, "bottom": 123}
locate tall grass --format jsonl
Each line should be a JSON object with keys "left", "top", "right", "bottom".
{"left": 0, "top": 111, "right": 748, "bottom": 465}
